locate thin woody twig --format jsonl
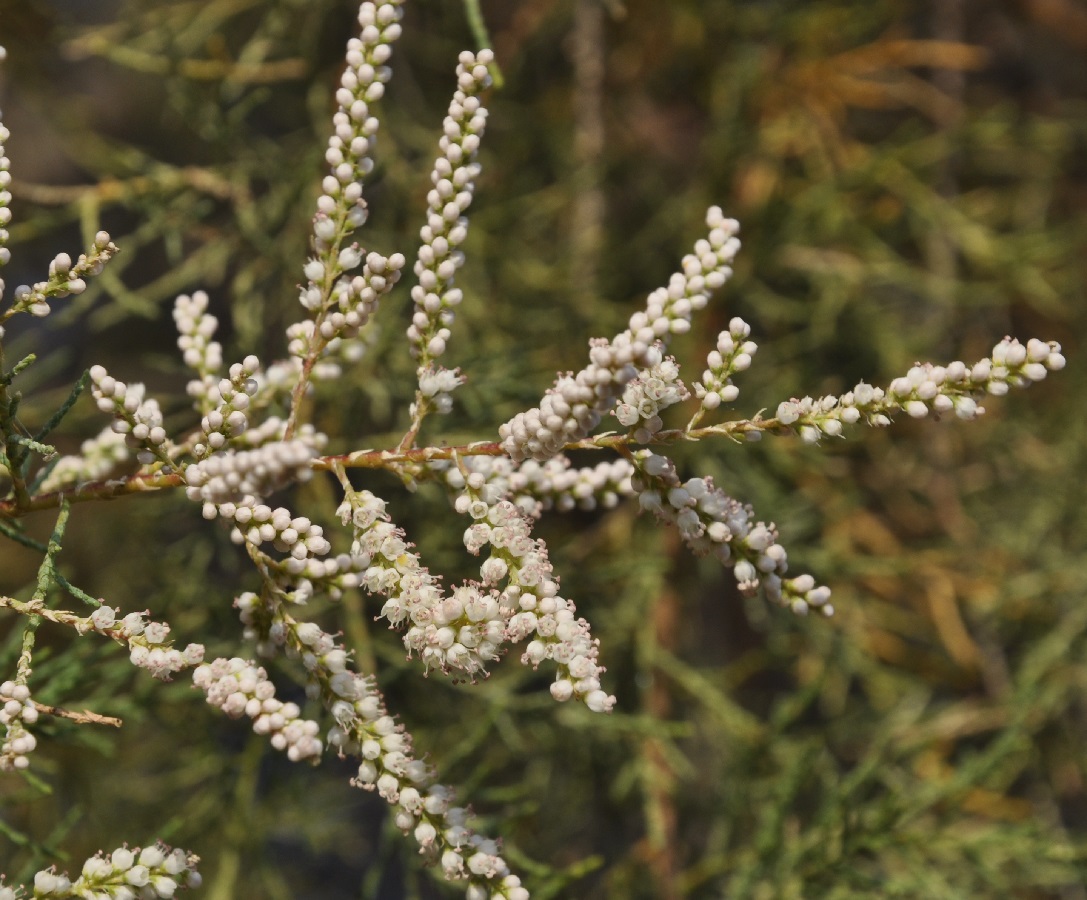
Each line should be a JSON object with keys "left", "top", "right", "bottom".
{"left": 32, "top": 702, "right": 122, "bottom": 728}
{"left": 0, "top": 418, "right": 779, "bottom": 519}
{"left": 0, "top": 471, "right": 183, "bottom": 519}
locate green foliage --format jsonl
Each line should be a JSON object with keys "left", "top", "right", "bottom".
{"left": 1, "top": 0, "right": 1084, "bottom": 897}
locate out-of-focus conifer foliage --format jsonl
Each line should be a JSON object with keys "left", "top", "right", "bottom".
{"left": 1, "top": 0, "right": 1084, "bottom": 896}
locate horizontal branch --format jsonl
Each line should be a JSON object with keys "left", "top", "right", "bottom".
{"left": 33, "top": 701, "right": 122, "bottom": 728}
{"left": 0, "top": 417, "right": 773, "bottom": 519}
{"left": 11, "top": 166, "right": 249, "bottom": 206}
{"left": 0, "top": 471, "right": 183, "bottom": 519}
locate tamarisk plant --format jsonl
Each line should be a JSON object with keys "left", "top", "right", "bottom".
{"left": 0, "top": 5, "right": 1068, "bottom": 898}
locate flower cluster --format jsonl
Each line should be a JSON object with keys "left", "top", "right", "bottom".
{"left": 290, "top": 1, "right": 406, "bottom": 373}
{"left": 0, "top": 596, "right": 205, "bottom": 693}
{"left": 91, "top": 606, "right": 206, "bottom": 680}
{"left": 268, "top": 611, "right": 527, "bottom": 898}
{"left": 0, "top": 680, "right": 37, "bottom": 772}
{"left": 174, "top": 291, "right": 327, "bottom": 451}
{"left": 693, "top": 318, "right": 757, "bottom": 413}
{"left": 614, "top": 356, "right": 690, "bottom": 442}
{"left": 314, "top": 1, "right": 403, "bottom": 238}
{"left": 173, "top": 290, "right": 223, "bottom": 403}
{"left": 457, "top": 487, "right": 614, "bottom": 711}
{"left": 499, "top": 206, "right": 741, "bottom": 462}
{"left": 0, "top": 232, "right": 118, "bottom": 326}
{"left": 39, "top": 426, "right": 129, "bottom": 492}
{"left": 217, "top": 580, "right": 525, "bottom": 897}
{"left": 773, "top": 336, "right": 1067, "bottom": 443}
{"left": 191, "top": 356, "right": 261, "bottom": 458}
{"left": 0, "top": 842, "right": 201, "bottom": 900}
{"left": 301, "top": 250, "right": 407, "bottom": 342}
{"left": 233, "top": 522, "right": 368, "bottom": 606}
{"left": 338, "top": 482, "right": 615, "bottom": 711}
{"left": 224, "top": 505, "right": 333, "bottom": 580}
{"left": 88, "top": 366, "right": 172, "bottom": 467}
{"left": 183, "top": 438, "right": 320, "bottom": 506}
{"left": 338, "top": 488, "right": 490, "bottom": 670}
{"left": 406, "top": 47, "right": 494, "bottom": 416}
{"left": 443, "top": 455, "right": 636, "bottom": 517}
{"left": 174, "top": 293, "right": 336, "bottom": 435}
{"left": 193, "top": 657, "right": 322, "bottom": 762}
{"left": 633, "top": 451, "right": 833, "bottom": 615}
{"left": 1, "top": 5, "right": 1074, "bottom": 899}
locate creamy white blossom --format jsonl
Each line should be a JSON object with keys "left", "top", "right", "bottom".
{"left": 1, "top": 842, "right": 200, "bottom": 899}
{"left": 499, "top": 207, "right": 740, "bottom": 461}
{"left": 88, "top": 366, "right": 173, "bottom": 467}
{"left": 0, "top": 6, "right": 1071, "bottom": 900}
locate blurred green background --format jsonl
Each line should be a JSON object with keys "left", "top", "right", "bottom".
{"left": 1, "top": 0, "right": 1085, "bottom": 897}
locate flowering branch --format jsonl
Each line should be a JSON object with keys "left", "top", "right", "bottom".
{"left": 2, "top": 328, "right": 1068, "bottom": 518}
{"left": 401, "top": 48, "right": 496, "bottom": 448}
{"left": 0, "top": 5, "right": 1071, "bottom": 897}
{"left": 0, "top": 843, "right": 201, "bottom": 900}
{"left": 286, "top": 1, "right": 406, "bottom": 438}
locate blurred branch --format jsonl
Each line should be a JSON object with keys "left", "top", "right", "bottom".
{"left": 66, "top": 37, "right": 307, "bottom": 83}
{"left": 11, "top": 167, "right": 250, "bottom": 206}
{"left": 569, "top": 0, "right": 606, "bottom": 315}
{"left": 32, "top": 702, "right": 122, "bottom": 728}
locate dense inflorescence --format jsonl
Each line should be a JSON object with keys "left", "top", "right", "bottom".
{"left": 0, "top": 843, "right": 201, "bottom": 900}
{"left": 0, "top": 5, "right": 1070, "bottom": 899}
{"left": 499, "top": 207, "right": 741, "bottom": 462}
